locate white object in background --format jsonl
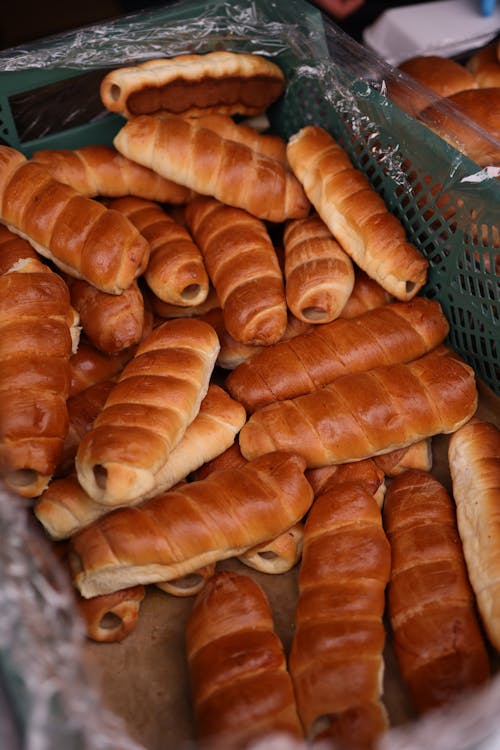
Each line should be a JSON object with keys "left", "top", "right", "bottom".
{"left": 363, "top": 0, "right": 500, "bottom": 65}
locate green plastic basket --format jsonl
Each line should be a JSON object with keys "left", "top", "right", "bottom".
{"left": 0, "top": 0, "right": 498, "bottom": 394}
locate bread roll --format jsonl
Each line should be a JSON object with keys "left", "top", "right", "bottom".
{"left": 225, "top": 297, "right": 450, "bottom": 412}
{"left": 31, "top": 145, "right": 195, "bottom": 203}
{"left": 419, "top": 88, "right": 500, "bottom": 166}
{"left": 286, "top": 126, "right": 428, "bottom": 300}
{"left": 373, "top": 439, "right": 432, "bottom": 477}
{"left": 66, "top": 277, "right": 145, "bottom": 355}
{"left": 77, "top": 584, "right": 146, "bottom": 643}
{"left": 283, "top": 214, "right": 355, "bottom": 323}
{"left": 155, "top": 563, "right": 215, "bottom": 598}
{"left": 0, "top": 146, "right": 150, "bottom": 294}
{"left": 337, "top": 268, "right": 391, "bottom": 320}
{"left": 383, "top": 469, "right": 490, "bottom": 712}
{"left": 0, "top": 257, "right": 80, "bottom": 497}
{"left": 75, "top": 318, "right": 220, "bottom": 505}
{"left": 149, "top": 285, "right": 220, "bottom": 321}
{"left": 185, "top": 196, "right": 288, "bottom": 345}
{"left": 448, "top": 418, "right": 500, "bottom": 652}
{"left": 398, "top": 56, "right": 476, "bottom": 98}
{"left": 237, "top": 521, "right": 304, "bottom": 575}
{"left": 68, "top": 340, "right": 132, "bottom": 397}
{"left": 100, "top": 51, "right": 286, "bottom": 119}
{"left": 467, "top": 43, "right": 500, "bottom": 89}
{"left": 185, "top": 570, "right": 303, "bottom": 749}
{"left": 289, "top": 480, "right": 390, "bottom": 746}
{"left": 0, "top": 223, "right": 38, "bottom": 273}
{"left": 109, "top": 197, "right": 209, "bottom": 307}
{"left": 238, "top": 348, "right": 477, "bottom": 468}
{"left": 188, "top": 113, "right": 288, "bottom": 164}
{"left": 68, "top": 451, "right": 314, "bottom": 598}
{"left": 306, "top": 458, "right": 386, "bottom": 509}
{"left": 194, "top": 441, "right": 247, "bottom": 481}
{"left": 113, "top": 115, "right": 310, "bottom": 223}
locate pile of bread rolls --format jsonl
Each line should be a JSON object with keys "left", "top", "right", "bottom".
{"left": 0, "top": 48, "right": 498, "bottom": 750}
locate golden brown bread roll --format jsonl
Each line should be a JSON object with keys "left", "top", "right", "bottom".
{"left": 448, "top": 418, "right": 500, "bottom": 652}
{"left": 75, "top": 317, "right": 220, "bottom": 506}
{"left": 185, "top": 196, "right": 288, "bottom": 346}
{"left": 100, "top": 51, "right": 286, "bottom": 119}
{"left": 337, "top": 267, "right": 392, "bottom": 320}
{"left": 397, "top": 55, "right": 476, "bottom": 98}
{"left": 467, "top": 43, "right": 500, "bottom": 89}
{"left": 155, "top": 563, "right": 215, "bottom": 598}
{"left": 185, "top": 570, "right": 303, "bottom": 750}
{"left": 373, "top": 438, "right": 432, "bottom": 477}
{"left": 77, "top": 584, "right": 146, "bottom": 643}
{"left": 194, "top": 441, "right": 247, "bottom": 481}
{"left": 383, "top": 469, "right": 490, "bottom": 713}
{"left": 225, "top": 297, "right": 450, "bottom": 412}
{"left": 286, "top": 126, "right": 428, "bottom": 300}
{"left": 113, "top": 115, "right": 310, "bottom": 223}
{"left": 238, "top": 348, "right": 477, "bottom": 468}
{"left": 305, "top": 458, "right": 386, "bottom": 509}
{"left": 237, "top": 522, "right": 304, "bottom": 575}
{"left": 68, "top": 451, "right": 314, "bottom": 598}
{"left": 66, "top": 276, "right": 145, "bottom": 355}
{"left": 0, "top": 146, "right": 150, "bottom": 294}
{"left": 0, "top": 257, "right": 80, "bottom": 498}
{"left": 57, "top": 378, "right": 116, "bottom": 476}
{"left": 0, "top": 224, "right": 38, "bottom": 273}
{"left": 149, "top": 285, "right": 221, "bottom": 321}
{"left": 188, "top": 113, "right": 288, "bottom": 165}
{"left": 283, "top": 214, "right": 355, "bottom": 323}
{"left": 419, "top": 88, "right": 500, "bottom": 166}
{"left": 31, "top": 145, "right": 195, "bottom": 203}
{"left": 109, "top": 196, "right": 209, "bottom": 307}
{"left": 68, "top": 339, "right": 132, "bottom": 397}
{"left": 289, "top": 479, "right": 391, "bottom": 746}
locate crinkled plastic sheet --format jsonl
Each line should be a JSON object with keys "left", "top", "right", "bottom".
{"left": 0, "top": 482, "right": 145, "bottom": 750}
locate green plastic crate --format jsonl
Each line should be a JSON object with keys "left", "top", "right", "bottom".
{"left": 0, "top": 0, "right": 498, "bottom": 394}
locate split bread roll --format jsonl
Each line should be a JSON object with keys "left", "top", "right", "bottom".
{"left": 286, "top": 125, "right": 428, "bottom": 300}
{"left": 185, "top": 570, "right": 303, "bottom": 750}
{"left": 108, "top": 196, "right": 209, "bottom": 308}
{"left": 289, "top": 480, "right": 391, "bottom": 747}
{"left": 0, "top": 256, "right": 80, "bottom": 498}
{"left": 185, "top": 196, "right": 287, "bottom": 346}
{"left": 31, "top": 145, "right": 195, "bottom": 203}
{"left": 66, "top": 277, "right": 145, "bottom": 355}
{"left": 75, "top": 318, "right": 220, "bottom": 505}
{"left": 100, "top": 51, "right": 286, "bottom": 119}
{"left": 448, "top": 418, "right": 500, "bottom": 652}
{"left": 283, "top": 214, "right": 355, "bottom": 323}
{"left": 113, "top": 115, "right": 310, "bottom": 223}
{"left": 77, "top": 584, "right": 146, "bottom": 643}
{"left": 238, "top": 348, "right": 478, "bottom": 468}
{"left": 0, "top": 146, "right": 150, "bottom": 294}
{"left": 383, "top": 469, "right": 490, "bottom": 713}
{"left": 225, "top": 297, "right": 450, "bottom": 412}
{"left": 68, "top": 451, "right": 314, "bottom": 598}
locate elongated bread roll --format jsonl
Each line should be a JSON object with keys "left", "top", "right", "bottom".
{"left": 185, "top": 196, "right": 288, "bottom": 346}
{"left": 155, "top": 563, "right": 215, "bottom": 598}
{"left": 101, "top": 51, "right": 286, "bottom": 119}
{"left": 289, "top": 480, "right": 391, "bottom": 746}
{"left": 185, "top": 570, "right": 303, "bottom": 750}
{"left": 0, "top": 224, "right": 38, "bottom": 273}
{"left": 75, "top": 318, "right": 220, "bottom": 505}
{"left": 0, "top": 146, "right": 150, "bottom": 295}
{"left": 68, "top": 451, "right": 314, "bottom": 598}
{"left": 283, "top": 214, "right": 355, "bottom": 323}
{"left": 109, "top": 196, "right": 209, "bottom": 307}
{"left": 238, "top": 522, "right": 304, "bottom": 575}
{"left": 448, "top": 418, "right": 500, "bottom": 652}
{"left": 113, "top": 115, "right": 310, "bottom": 223}
{"left": 189, "top": 113, "right": 288, "bottom": 165}
{"left": 286, "top": 126, "right": 428, "bottom": 300}
{"left": 239, "top": 348, "right": 477, "bottom": 468}
{"left": 31, "top": 145, "right": 195, "bottom": 203}
{"left": 225, "top": 297, "right": 449, "bottom": 412}
{"left": 66, "top": 277, "right": 145, "bottom": 355}
{"left": 383, "top": 469, "right": 490, "bottom": 712}
{"left": 77, "top": 584, "right": 146, "bottom": 643}
{"left": 68, "top": 340, "right": 132, "bottom": 397}
{"left": 0, "top": 257, "right": 80, "bottom": 497}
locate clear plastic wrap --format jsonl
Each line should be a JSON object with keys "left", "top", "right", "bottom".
{"left": 0, "top": 1, "right": 499, "bottom": 748}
